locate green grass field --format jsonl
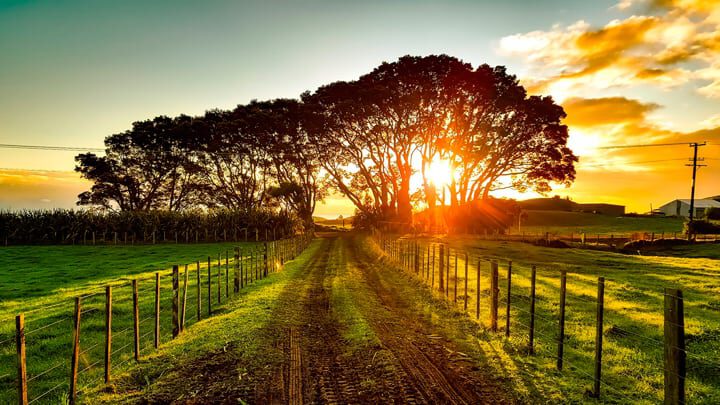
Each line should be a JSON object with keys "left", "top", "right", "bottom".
{"left": 2, "top": 233, "right": 717, "bottom": 403}
{"left": 515, "top": 210, "right": 685, "bottom": 235}
{"left": 0, "top": 241, "right": 286, "bottom": 403}
{"left": 396, "top": 235, "right": 720, "bottom": 403}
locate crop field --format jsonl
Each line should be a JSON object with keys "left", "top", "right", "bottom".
{"left": 389, "top": 235, "right": 720, "bottom": 404}
{"left": 0, "top": 241, "right": 283, "bottom": 403}
{"left": 515, "top": 210, "right": 685, "bottom": 236}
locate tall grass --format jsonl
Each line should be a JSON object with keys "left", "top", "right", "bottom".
{"left": 0, "top": 209, "right": 298, "bottom": 245}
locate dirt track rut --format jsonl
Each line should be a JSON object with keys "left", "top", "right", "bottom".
{"left": 261, "top": 234, "right": 510, "bottom": 404}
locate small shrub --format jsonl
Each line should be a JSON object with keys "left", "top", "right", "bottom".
{"left": 685, "top": 220, "right": 720, "bottom": 235}
{"left": 706, "top": 207, "right": 720, "bottom": 220}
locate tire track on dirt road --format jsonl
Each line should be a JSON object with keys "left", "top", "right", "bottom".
{"left": 346, "top": 235, "right": 513, "bottom": 404}
{"left": 265, "top": 234, "right": 368, "bottom": 404}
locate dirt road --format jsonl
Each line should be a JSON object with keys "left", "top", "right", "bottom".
{"left": 255, "top": 234, "right": 511, "bottom": 404}
{"left": 123, "top": 234, "right": 513, "bottom": 404}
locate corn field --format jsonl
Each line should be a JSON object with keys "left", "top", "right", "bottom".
{"left": 0, "top": 209, "right": 299, "bottom": 245}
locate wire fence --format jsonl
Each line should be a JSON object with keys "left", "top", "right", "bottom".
{"left": 1, "top": 232, "right": 313, "bottom": 404}
{"left": 471, "top": 229, "right": 720, "bottom": 247}
{"left": 374, "top": 233, "right": 719, "bottom": 403}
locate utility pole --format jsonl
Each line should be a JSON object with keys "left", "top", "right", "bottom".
{"left": 686, "top": 142, "right": 707, "bottom": 223}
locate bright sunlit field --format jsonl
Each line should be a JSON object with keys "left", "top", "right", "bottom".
{"left": 0, "top": 242, "right": 264, "bottom": 403}
{"left": 515, "top": 210, "right": 685, "bottom": 236}
{"left": 401, "top": 236, "right": 720, "bottom": 404}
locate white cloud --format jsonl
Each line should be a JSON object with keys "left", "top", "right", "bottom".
{"left": 498, "top": 1, "right": 720, "bottom": 99}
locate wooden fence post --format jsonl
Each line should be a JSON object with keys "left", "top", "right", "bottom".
{"left": 181, "top": 264, "right": 188, "bottom": 331}
{"left": 16, "top": 314, "right": 28, "bottom": 405}
{"left": 196, "top": 262, "right": 201, "bottom": 321}
{"left": 104, "top": 286, "right": 112, "bottom": 384}
{"left": 592, "top": 277, "right": 605, "bottom": 398}
{"left": 431, "top": 245, "right": 435, "bottom": 289}
{"left": 664, "top": 288, "right": 685, "bottom": 404}
{"left": 426, "top": 245, "right": 430, "bottom": 282}
{"left": 464, "top": 253, "right": 469, "bottom": 311}
{"left": 415, "top": 243, "right": 420, "bottom": 274}
{"left": 529, "top": 266, "right": 536, "bottom": 354}
{"left": 241, "top": 248, "right": 246, "bottom": 288}
{"left": 234, "top": 248, "right": 240, "bottom": 293}
{"left": 155, "top": 273, "right": 160, "bottom": 348}
{"left": 506, "top": 261, "right": 512, "bottom": 337}
{"left": 172, "top": 265, "right": 179, "bottom": 338}
{"left": 69, "top": 297, "right": 81, "bottom": 405}
{"left": 557, "top": 271, "right": 567, "bottom": 371}
{"left": 264, "top": 242, "right": 268, "bottom": 277}
{"left": 453, "top": 253, "right": 458, "bottom": 302}
{"left": 447, "top": 248, "right": 451, "bottom": 298}
{"left": 217, "top": 254, "right": 221, "bottom": 304}
{"left": 476, "top": 259, "right": 481, "bottom": 320}
{"left": 207, "top": 257, "right": 212, "bottom": 316}
{"left": 225, "top": 251, "right": 229, "bottom": 298}
{"left": 491, "top": 261, "right": 499, "bottom": 332}
{"left": 132, "top": 280, "right": 139, "bottom": 361}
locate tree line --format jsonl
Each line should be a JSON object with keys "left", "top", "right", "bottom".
{"left": 76, "top": 55, "right": 577, "bottom": 228}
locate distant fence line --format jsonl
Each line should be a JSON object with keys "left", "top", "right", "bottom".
{"left": 3, "top": 232, "right": 313, "bottom": 404}
{"left": 417, "top": 228, "right": 719, "bottom": 246}
{"left": 505, "top": 230, "right": 719, "bottom": 245}
{"left": 372, "top": 232, "right": 707, "bottom": 404}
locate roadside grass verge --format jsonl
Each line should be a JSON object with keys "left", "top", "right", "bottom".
{"left": 355, "top": 235, "right": 520, "bottom": 401}
{"left": 89, "top": 238, "right": 323, "bottom": 403}
{"left": 381, "top": 235, "right": 719, "bottom": 403}
{"left": 0, "top": 241, "right": 270, "bottom": 403}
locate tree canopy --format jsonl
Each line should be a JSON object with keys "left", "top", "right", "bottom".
{"left": 76, "top": 55, "right": 577, "bottom": 230}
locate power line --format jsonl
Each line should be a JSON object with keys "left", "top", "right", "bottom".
{"left": 0, "top": 167, "right": 77, "bottom": 174}
{"left": 577, "top": 158, "right": 689, "bottom": 168}
{"left": 597, "top": 142, "right": 703, "bottom": 150}
{"left": 0, "top": 143, "right": 104, "bottom": 152}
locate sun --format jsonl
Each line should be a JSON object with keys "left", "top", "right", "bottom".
{"left": 427, "top": 158, "right": 454, "bottom": 186}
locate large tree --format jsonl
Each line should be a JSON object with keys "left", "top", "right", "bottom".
{"left": 75, "top": 115, "right": 203, "bottom": 211}
{"left": 305, "top": 55, "right": 576, "bottom": 221}
{"left": 437, "top": 64, "right": 577, "bottom": 206}
{"left": 241, "top": 99, "right": 327, "bottom": 226}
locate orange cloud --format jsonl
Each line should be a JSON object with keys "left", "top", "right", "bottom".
{"left": 560, "top": 96, "right": 720, "bottom": 182}
{"left": 556, "top": 96, "right": 720, "bottom": 212}
{"left": 562, "top": 97, "right": 659, "bottom": 127}
{"left": 499, "top": 1, "right": 720, "bottom": 98}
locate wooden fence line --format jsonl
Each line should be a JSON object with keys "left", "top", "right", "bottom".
{"left": 9, "top": 232, "right": 313, "bottom": 404}
{"left": 377, "top": 234, "right": 688, "bottom": 403}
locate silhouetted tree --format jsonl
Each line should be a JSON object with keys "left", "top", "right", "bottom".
{"left": 75, "top": 115, "right": 203, "bottom": 211}
{"left": 75, "top": 54, "right": 576, "bottom": 231}
{"left": 305, "top": 55, "right": 576, "bottom": 222}
{"left": 240, "top": 99, "right": 327, "bottom": 226}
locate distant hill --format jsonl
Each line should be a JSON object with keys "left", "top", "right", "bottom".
{"left": 518, "top": 198, "right": 625, "bottom": 216}
{"left": 314, "top": 216, "right": 354, "bottom": 227}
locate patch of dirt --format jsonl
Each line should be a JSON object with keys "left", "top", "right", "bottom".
{"left": 134, "top": 343, "right": 252, "bottom": 404}
{"left": 347, "top": 236, "right": 515, "bottom": 404}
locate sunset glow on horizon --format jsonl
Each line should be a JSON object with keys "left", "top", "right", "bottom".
{"left": 1, "top": 0, "right": 719, "bottom": 217}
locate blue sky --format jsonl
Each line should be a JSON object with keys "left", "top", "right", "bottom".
{"left": 0, "top": 0, "right": 718, "bottom": 215}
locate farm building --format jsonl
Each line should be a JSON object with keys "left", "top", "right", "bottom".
{"left": 657, "top": 198, "right": 720, "bottom": 218}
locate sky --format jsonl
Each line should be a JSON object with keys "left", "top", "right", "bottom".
{"left": 0, "top": 0, "right": 719, "bottom": 217}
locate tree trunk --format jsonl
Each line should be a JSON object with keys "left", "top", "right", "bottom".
{"left": 397, "top": 175, "right": 412, "bottom": 225}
